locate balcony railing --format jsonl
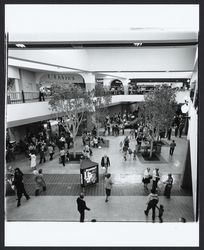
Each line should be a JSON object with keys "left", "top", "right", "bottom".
{"left": 7, "top": 88, "right": 188, "bottom": 104}
{"left": 7, "top": 91, "right": 48, "bottom": 104}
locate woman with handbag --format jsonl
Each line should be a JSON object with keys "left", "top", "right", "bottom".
{"left": 142, "top": 168, "right": 152, "bottom": 190}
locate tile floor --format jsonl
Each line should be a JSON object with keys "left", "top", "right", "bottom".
{"left": 5, "top": 129, "right": 194, "bottom": 222}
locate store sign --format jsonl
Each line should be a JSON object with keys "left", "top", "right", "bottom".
{"left": 39, "top": 73, "right": 84, "bottom": 86}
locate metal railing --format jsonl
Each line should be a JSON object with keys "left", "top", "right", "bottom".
{"left": 7, "top": 91, "right": 48, "bottom": 104}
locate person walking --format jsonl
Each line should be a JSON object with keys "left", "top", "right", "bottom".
{"left": 152, "top": 168, "right": 160, "bottom": 190}
{"left": 60, "top": 147, "right": 66, "bottom": 166}
{"left": 104, "top": 173, "right": 113, "bottom": 202}
{"left": 163, "top": 173, "right": 173, "bottom": 198}
{"left": 101, "top": 155, "right": 110, "bottom": 175}
{"left": 144, "top": 189, "right": 159, "bottom": 222}
{"left": 128, "top": 147, "right": 133, "bottom": 159}
{"left": 34, "top": 169, "right": 46, "bottom": 196}
{"left": 39, "top": 144, "right": 46, "bottom": 164}
{"left": 48, "top": 143, "right": 54, "bottom": 160}
{"left": 167, "top": 127, "right": 172, "bottom": 141}
{"left": 29, "top": 151, "right": 37, "bottom": 171}
{"left": 76, "top": 193, "right": 91, "bottom": 222}
{"left": 156, "top": 204, "right": 164, "bottom": 223}
{"left": 169, "top": 140, "right": 176, "bottom": 156}
{"left": 12, "top": 168, "right": 30, "bottom": 207}
{"left": 122, "top": 144, "right": 128, "bottom": 161}
{"left": 142, "top": 168, "right": 152, "bottom": 190}
{"left": 133, "top": 148, "right": 137, "bottom": 160}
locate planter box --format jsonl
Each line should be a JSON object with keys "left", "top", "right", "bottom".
{"left": 69, "top": 152, "right": 84, "bottom": 161}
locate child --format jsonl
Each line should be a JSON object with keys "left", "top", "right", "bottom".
{"left": 157, "top": 204, "right": 164, "bottom": 223}
{"left": 133, "top": 149, "right": 137, "bottom": 160}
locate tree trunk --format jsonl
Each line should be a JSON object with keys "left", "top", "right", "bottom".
{"left": 150, "top": 140, "right": 153, "bottom": 158}
{"left": 73, "top": 125, "right": 76, "bottom": 158}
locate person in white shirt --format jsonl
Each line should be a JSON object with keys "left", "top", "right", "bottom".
{"left": 60, "top": 147, "right": 66, "bottom": 166}
{"left": 142, "top": 168, "right": 151, "bottom": 190}
{"left": 39, "top": 84, "right": 46, "bottom": 101}
{"left": 29, "top": 151, "right": 37, "bottom": 170}
{"left": 152, "top": 168, "right": 160, "bottom": 190}
{"left": 144, "top": 189, "right": 159, "bottom": 221}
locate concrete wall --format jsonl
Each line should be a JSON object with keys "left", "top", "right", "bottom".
{"left": 87, "top": 47, "right": 196, "bottom": 71}
{"left": 6, "top": 102, "right": 54, "bottom": 128}
{"left": 188, "top": 102, "right": 198, "bottom": 220}
{"left": 8, "top": 66, "right": 20, "bottom": 79}
{"left": 9, "top": 46, "right": 196, "bottom": 73}
{"left": 9, "top": 49, "right": 89, "bottom": 71}
{"left": 19, "top": 69, "right": 37, "bottom": 92}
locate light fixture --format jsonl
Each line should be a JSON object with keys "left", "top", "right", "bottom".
{"left": 16, "top": 44, "right": 26, "bottom": 48}
{"left": 133, "top": 42, "right": 143, "bottom": 47}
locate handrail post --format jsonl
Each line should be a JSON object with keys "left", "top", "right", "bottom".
{"left": 22, "top": 90, "right": 25, "bottom": 103}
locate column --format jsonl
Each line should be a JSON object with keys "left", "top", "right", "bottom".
{"left": 80, "top": 73, "right": 96, "bottom": 92}
{"left": 121, "top": 79, "right": 129, "bottom": 95}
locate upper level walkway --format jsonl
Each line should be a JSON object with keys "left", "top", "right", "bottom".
{"left": 6, "top": 91, "right": 190, "bottom": 128}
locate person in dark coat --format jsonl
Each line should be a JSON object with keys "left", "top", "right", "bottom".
{"left": 169, "top": 140, "right": 176, "bottom": 156}
{"left": 12, "top": 168, "right": 30, "bottom": 207}
{"left": 164, "top": 173, "right": 173, "bottom": 198}
{"left": 39, "top": 143, "right": 46, "bottom": 164}
{"left": 101, "top": 155, "right": 110, "bottom": 175}
{"left": 76, "top": 193, "right": 91, "bottom": 222}
{"left": 156, "top": 204, "right": 164, "bottom": 223}
{"left": 167, "top": 127, "right": 172, "bottom": 141}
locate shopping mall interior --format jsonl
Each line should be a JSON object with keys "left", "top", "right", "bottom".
{"left": 4, "top": 4, "right": 199, "bottom": 247}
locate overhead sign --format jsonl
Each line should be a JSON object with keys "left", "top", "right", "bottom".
{"left": 39, "top": 73, "right": 84, "bottom": 86}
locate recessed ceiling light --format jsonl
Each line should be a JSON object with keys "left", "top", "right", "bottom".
{"left": 133, "top": 42, "right": 142, "bottom": 46}
{"left": 16, "top": 44, "right": 26, "bottom": 48}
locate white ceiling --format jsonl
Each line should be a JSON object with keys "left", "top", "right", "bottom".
{"left": 6, "top": 4, "right": 199, "bottom": 80}
{"left": 5, "top": 4, "right": 199, "bottom": 42}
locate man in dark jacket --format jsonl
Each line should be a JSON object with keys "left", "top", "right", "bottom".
{"left": 13, "top": 168, "right": 30, "bottom": 207}
{"left": 101, "top": 155, "right": 110, "bottom": 174}
{"left": 76, "top": 193, "right": 91, "bottom": 222}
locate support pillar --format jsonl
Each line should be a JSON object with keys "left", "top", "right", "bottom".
{"left": 81, "top": 73, "right": 96, "bottom": 92}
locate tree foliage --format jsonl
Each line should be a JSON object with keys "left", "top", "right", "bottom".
{"left": 49, "top": 82, "right": 112, "bottom": 144}
{"left": 89, "top": 84, "right": 112, "bottom": 131}
{"left": 139, "top": 86, "right": 177, "bottom": 139}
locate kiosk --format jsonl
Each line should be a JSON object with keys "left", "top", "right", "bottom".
{"left": 80, "top": 159, "right": 99, "bottom": 187}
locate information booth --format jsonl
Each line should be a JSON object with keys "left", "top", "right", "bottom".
{"left": 80, "top": 159, "right": 99, "bottom": 187}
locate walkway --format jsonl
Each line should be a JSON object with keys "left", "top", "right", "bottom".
{"left": 5, "top": 130, "right": 194, "bottom": 222}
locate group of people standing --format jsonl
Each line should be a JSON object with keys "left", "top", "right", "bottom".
{"left": 143, "top": 167, "right": 174, "bottom": 222}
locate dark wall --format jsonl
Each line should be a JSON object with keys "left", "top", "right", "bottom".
{"left": 181, "top": 140, "right": 193, "bottom": 193}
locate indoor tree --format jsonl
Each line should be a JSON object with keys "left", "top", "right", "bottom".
{"left": 90, "top": 83, "right": 112, "bottom": 135}
{"left": 49, "top": 82, "right": 111, "bottom": 157}
{"left": 139, "top": 85, "right": 177, "bottom": 157}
